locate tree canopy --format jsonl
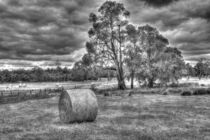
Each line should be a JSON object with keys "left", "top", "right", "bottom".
{"left": 86, "top": 1, "right": 184, "bottom": 89}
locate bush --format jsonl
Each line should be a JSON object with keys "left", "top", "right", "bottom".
{"left": 90, "top": 84, "right": 97, "bottom": 92}
{"left": 169, "top": 83, "right": 179, "bottom": 87}
{"left": 168, "top": 88, "right": 182, "bottom": 94}
{"left": 181, "top": 90, "right": 192, "bottom": 96}
{"left": 162, "top": 91, "right": 168, "bottom": 95}
{"left": 179, "top": 83, "right": 199, "bottom": 87}
{"left": 206, "top": 88, "right": 210, "bottom": 94}
{"left": 104, "top": 91, "right": 112, "bottom": 96}
{"left": 193, "top": 88, "right": 208, "bottom": 95}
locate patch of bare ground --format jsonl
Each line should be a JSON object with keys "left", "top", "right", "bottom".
{"left": 0, "top": 94, "right": 210, "bottom": 140}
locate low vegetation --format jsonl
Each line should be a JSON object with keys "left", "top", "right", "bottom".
{"left": 1, "top": 94, "right": 210, "bottom": 140}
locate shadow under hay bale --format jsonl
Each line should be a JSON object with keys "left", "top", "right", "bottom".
{"left": 59, "top": 89, "right": 98, "bottom": 123}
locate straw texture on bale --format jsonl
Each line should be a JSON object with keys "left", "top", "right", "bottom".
{"left": 59, "top": 89, "right": 98, "bottom": 123}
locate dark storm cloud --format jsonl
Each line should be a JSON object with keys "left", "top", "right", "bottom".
{"left": 0, "top": 0, "right": 210, "bottom": 68}
{"left": 0, "top": 0, "right": 95, "bottom": 65}
{"left": 124, "top": 0, "right": 210, "bottom": 63}
{"left": 140, "top": 0, "right": 179, "bottom": 7}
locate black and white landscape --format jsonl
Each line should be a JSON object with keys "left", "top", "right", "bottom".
{"left": 0, "top": 0, "right": 210, "bottom": 140}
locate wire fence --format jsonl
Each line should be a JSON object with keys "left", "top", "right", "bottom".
{"left": 0, "top": 88, "right": 63, "bottom": 104}
{"left": 0, "top": 82, "right": 117, "bottom": 104}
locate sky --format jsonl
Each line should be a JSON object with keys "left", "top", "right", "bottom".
{"left": 0, "top": 0, "right": 209, "bottom": 70}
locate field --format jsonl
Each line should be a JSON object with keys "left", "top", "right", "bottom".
{"left": 0, "top": 78, "right": 210, "bottom": 140}
{"left": 1, "top": 93, "right": 210, "bottom": 140}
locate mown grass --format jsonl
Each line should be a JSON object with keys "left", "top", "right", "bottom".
{"left": 0, "top": 94, "right": 210, "bottom": 140}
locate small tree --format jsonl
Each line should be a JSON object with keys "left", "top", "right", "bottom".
{"left": 185, "top": 63, "right": 195, "bottom": 78}
{"left": 157, "top": 47, "right": 185, "bottom": 86}
{"left": 136, "top": 25, "right": 169, "bottom": 88}
{"left": 194, "top": 58, "right": 209, "bottom": 79}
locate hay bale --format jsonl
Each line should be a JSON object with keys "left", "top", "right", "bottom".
{"left": 59, "top": 89, "right": 98, "bottom": 123}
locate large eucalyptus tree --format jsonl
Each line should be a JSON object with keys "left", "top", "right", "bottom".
{"left": 87, "top": 1, "right": 130, "bottom": 89}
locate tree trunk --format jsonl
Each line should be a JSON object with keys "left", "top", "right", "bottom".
{"left": 116, "top": 67, "right": 126, "bottom": 90}
{"left": 117, "top": 77, "right": 126, "bottom": 89}
{"left": 148, "top": 78, "right": 154, "bottom": 88}
{"left": 130, "top": 71, "right": 135, "bottom": 89}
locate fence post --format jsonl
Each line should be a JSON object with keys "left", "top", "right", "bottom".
{"left": 30, "top": 90, "right": 32, "bottom": 97}
{"left": 40, "top": 89, "right": 42, "bottom": 97}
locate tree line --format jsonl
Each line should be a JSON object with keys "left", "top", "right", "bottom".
{"left": 185, "top": 58, "right": 210, "bottom": 79}
{"left": 0, "top": 66, "right": 115, "bottom": 83}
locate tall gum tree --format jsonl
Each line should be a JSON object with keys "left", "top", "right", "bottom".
{"left": 87, "top": 1, "right": 130, "bottom": 89}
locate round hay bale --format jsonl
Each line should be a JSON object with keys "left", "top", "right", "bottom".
{"left": 59, "top": 89, "right": 98, "bottom": 123}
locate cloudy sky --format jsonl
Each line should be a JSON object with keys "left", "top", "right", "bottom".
{"left": 0, "top": 0, "right": 209, "bottom": 69}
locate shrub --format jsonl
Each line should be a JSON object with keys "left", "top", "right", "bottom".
{"left": 168, "top": 88, "right": 182, "bottom": 94}
{"left": 193, "top": 88, "right": 208, "bottom": 95}
{"left": 104, "top": 91, "right": 112, "bottom": 96}
{"left": 181, "top": 90, "right": 192, "bottom": 96}
{"left": 206, "top": 88, "right": 210, "bottom": 94}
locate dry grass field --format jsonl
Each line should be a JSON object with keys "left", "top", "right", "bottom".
{"left": 1, "top": 93, "right": 210, "bottom": 140}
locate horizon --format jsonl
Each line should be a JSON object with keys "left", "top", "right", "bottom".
{"left": 0, "top": 0, "right": 209, "bottom": 69}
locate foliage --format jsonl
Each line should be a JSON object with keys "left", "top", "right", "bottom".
{"left": 87, "top": 1, "right": 130, "bottom": 89}
{"left": 0, "top": 65, "right": 115, "bottom": 83}
{"left": 194, "top": 58, "right": 210, "bottom": 79}
{"left": 185, "top": 63, "right": 196, "bottom": 77}
{"left": 157, "top": 47, "right": 185, "bottom": 86}
{"left": 124, "top": 24, "right": 142, "bottom": 88}
{"left": 86, "top": 1, "right": 185, "bottom": 89}
{"left": 0, "top": 67, "right": 72, "bottom": 83}
{"left": 124, "top": 24, "right": 184, "bottom": 88}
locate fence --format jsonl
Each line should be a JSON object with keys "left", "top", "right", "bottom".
{"left": 0, "top": 82, "right": 117, "bottom": 104}
{"left": 0, "top": 88, "right": 63, "bottom": 104}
